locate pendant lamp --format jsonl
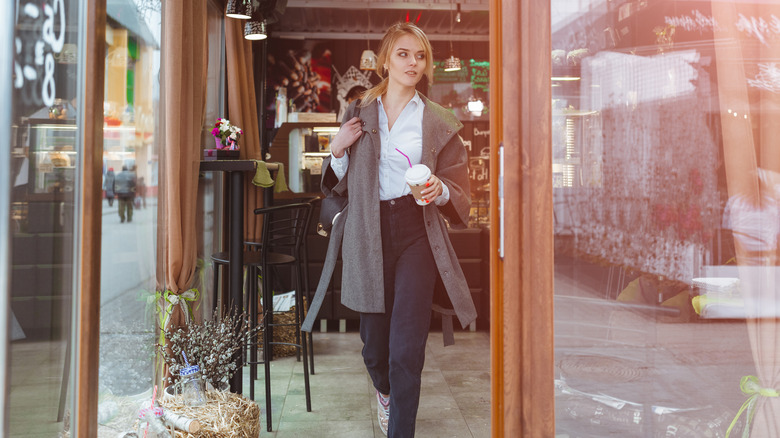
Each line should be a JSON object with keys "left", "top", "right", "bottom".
{"left": 444, "top": 0, "right": 461, "bottom": 72}
{"left": 360, "top": 2, "right": 377, "bottom": 71}
{"left": 444, "top": 55, "right": 462, "bottom": 72}
{"left": 467, "top": 98, "right": 484, "bottom": 117}
{"left": 360, "top": 49, "right": 377, "bottom": 71}
{"left": 226, "top": 0, "right": 252, "bottom": 19}
{"left": 244, "top": 20, "right": 267, "bottom": 40}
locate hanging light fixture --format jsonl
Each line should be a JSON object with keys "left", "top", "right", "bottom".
{"left": 444, "top": 0, "right": 461, "bottom": 72}
{"left": 244, "top": 20, "right": 267, "bottom": 40}
{"left": 360, "top": 48, "right": 378, "bottom": 71}
{"left": 226, "top": 0, "right": 252, "bottom": 19}
{"left": 360, "top": 2, "right": 377, "bottom": 70}
{"left": 444, "top": 55, "right": 461, "bottom": 72}
{"left": 467, "top": 98, "right": 484, "bottom": 117}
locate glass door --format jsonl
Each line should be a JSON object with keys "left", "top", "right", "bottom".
{"left": 552, "top": 1, "right": 780, "bottom": 436}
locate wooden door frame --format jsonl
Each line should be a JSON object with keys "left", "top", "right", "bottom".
{"left": 490, "top": 1, "right": 554, "bottom": 436}
{"left": 75, "top": 0, "right": 106, "bottom": 435}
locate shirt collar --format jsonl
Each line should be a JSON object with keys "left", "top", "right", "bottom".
{"left": 378, "top": 90, "right": 424, "bottom": 109}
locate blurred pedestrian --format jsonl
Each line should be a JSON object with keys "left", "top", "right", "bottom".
{"left": 115, "top": 165, "right": 136, "bottom": 223}
{"left": 104, "top": 168, "right": 116, "bottom": 206}
{"left": 137, "top": 176, "right": 146, "bottom": 208}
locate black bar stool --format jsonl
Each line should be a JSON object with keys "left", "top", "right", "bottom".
{"left": 245, "top": 196, "right": 318, "bottom": 374}
{"left": 211, "top": 202, "right": 314, "bottom": 432}
{"left": 253, "top": 202, "right": 313, "bottom": 431}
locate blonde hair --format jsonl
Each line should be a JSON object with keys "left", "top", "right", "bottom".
{"left": 361, "top": 22, "right": 434, "bottom": 106}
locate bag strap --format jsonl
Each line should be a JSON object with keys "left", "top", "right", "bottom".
{"left": 303, "top": 204, "right": 347, "bottom": 332}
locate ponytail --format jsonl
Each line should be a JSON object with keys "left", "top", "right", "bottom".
{"left": 360, "top": 78, "right": 389, "bottom": 107}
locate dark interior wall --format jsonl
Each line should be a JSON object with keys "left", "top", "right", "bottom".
{"left": 262, "top": 37, "right": 490, "bottom": 119}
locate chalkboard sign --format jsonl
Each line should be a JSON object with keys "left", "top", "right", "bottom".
{"left": 433, "top": 59, "right": 490, "bottom": 94}
{"left": 469, "top": 60, "right": 489, "bottom": 94}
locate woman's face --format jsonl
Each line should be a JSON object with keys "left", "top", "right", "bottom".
{"left": 384, "top": 34, "right": 427, "bottom": 90}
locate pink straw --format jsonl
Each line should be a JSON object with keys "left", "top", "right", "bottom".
{"left": 395, "top": 148, "right": 412, "bottom": 168}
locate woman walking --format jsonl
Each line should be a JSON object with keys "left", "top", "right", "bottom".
{"left": 306, "top": 22, "right": 476, "bottom": 437}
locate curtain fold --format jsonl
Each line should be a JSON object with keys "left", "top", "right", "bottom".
{"left": 712, "top": 2, "right": 780, "bottom": 436}
{"left": 225, "top": 18, "right": 264, "bottom": 241}
{"left": 157, "top": 0, "right": 209, "bottom": 326}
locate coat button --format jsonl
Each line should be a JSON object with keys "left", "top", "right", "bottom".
{"left": 361, "top": 121, "right": 366, "bottom": 126}
{"left": 446, "top": 130, "right": 452, "bottom": 135}
{"left": 372, "top": 129, "right": 377, "bottom": 134}
{"left": 444, "top": 271, "right": 449, "bottom": 276}
{"left": 390, "top": 200, "right": 395, "bottom": 205}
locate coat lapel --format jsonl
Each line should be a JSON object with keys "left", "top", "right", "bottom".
{"left": 359, "top": 100, "right": 381, "bottom": 162}
{"left": 421, "top": 95, "right": 464, "bottom": 169}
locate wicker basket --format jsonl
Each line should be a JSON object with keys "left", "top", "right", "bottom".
{"left": 258, "top": 297, "right": 307, "bottom": 358}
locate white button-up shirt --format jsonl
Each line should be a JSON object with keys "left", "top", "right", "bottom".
{"left": 330, "top": 92, "right": 450, "bottom": 204}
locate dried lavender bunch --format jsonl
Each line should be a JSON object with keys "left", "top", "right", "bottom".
{"left": 157, "top": 310, "right": 261, "bottom": 388}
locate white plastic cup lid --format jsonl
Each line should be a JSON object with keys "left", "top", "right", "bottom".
{"left": 405, "top": 164, "right": 430, "bottom": 185}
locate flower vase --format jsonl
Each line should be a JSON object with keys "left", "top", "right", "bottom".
{"left": 204, "top": 137, "right": 240, "bottom": 161}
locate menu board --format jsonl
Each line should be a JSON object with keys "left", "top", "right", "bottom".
{"left": 469, "top": 60, "right": 489, "bottom": 94}
{"left": 433, "top": 59, "right": 489, "bottom": 92}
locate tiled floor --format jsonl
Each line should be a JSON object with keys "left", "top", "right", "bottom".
{"left": 245, "top": 330, "right": 491, "bottom": 437}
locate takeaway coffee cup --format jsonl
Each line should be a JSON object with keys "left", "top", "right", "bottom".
{"left": 405, "top": 164, "right": 431, "bottom": 206}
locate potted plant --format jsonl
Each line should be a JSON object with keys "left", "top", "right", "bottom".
{"left": 157, "top": 311, "right": 260, "bottom": 392}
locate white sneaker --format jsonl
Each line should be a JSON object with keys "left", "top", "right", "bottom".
{"left": 376, "top": 390, "right": 390, "bottom": 436}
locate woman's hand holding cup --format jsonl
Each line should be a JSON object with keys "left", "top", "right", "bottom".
{"left": 331, "top": 117, "right": 362, "bottom": 158}
{"left": 420, "top": 174, "right": 442, "bottom": 204}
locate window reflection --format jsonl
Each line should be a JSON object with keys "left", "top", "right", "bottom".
{"left": 96, "top": 1, "right": 161, "bottom": 433}
{"left": 10, "top": 0, "right": 79, "bottom": 435}
{"left": 553, "top": 1, "right": 780, "bottom": 436}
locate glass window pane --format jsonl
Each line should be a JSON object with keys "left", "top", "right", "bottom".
{"left": 10, "top": 0, "right": 81, "bottom": 435}
{"left": 552, "top": 1, "right": 780, "bottom": 436}
{"left": 97, "top": 1, "right": 161, "bottom": 433}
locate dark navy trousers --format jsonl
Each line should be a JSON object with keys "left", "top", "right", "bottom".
{"left": 360, "top": 194, "right": 436, "bottom": 438}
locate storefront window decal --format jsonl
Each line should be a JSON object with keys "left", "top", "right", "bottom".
{"left": 14, "top": 0, "right": 66, "bottom": 107}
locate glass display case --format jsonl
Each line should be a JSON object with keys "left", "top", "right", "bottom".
{"left": 24, "top": 120, "right": 78, "bottom": 196}
{"left": 280, "top": 122, "right": 339, "bottom": 193}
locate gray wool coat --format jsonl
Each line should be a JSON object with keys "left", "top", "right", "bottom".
{"left": 301, "top": 95, "right": 477, "bottom": 334}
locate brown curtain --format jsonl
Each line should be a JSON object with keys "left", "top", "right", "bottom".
{"left": 712, "top": 2, "right": 780, "bottom": 436}
{"left": 157, "top": 0, "right": 208, "bottom": 332}
{"left": 225, "top": 17, "right": 264, "bottom": 241}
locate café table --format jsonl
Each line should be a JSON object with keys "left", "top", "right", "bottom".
{"left": 199, "top": 159, "right": 278, "bottom": 393}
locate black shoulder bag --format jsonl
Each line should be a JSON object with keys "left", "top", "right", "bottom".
{"left": 316, "top": 101, "right": 361, "bottom": 237}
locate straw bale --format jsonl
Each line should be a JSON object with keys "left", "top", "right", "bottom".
{"left": 257, "top": 298, "right": 308, "bottom": 358}
{"left": 259, "top": 310, "right": 299, "bottom": 357}
{"left": 159, "top": 390, "right": 260, "bottom": 438}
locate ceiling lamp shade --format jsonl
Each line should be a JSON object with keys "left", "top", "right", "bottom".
{"left": 244, "top": 20, "right": 267, "bottom": 40}
{"left": 444, "top": 0, "right": 461, "bottom": 72}
{"left": 226, "top": 0, "right": 252, "bottom": 19}
{"left": 360, "top": 49, "right": 377, "bottom": 71}
{"left": 467, "top": 99, "right": 484, "bottom": 116}
{"left": 443, "top": 55, "right": 462, "bottom": 72}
